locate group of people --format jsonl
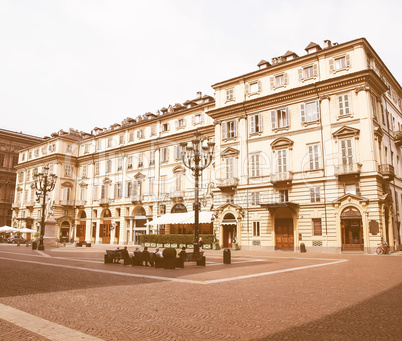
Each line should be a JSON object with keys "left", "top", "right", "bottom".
{"left": 131, "top": 246, "right": 188, "bottom": 266}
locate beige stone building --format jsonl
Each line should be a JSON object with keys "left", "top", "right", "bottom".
{"left": 0, "top": 129, "right": 43, "bottom": 227}
{"left": 12, "top": 38, "right": 402, "bottom": 253}
{"left": 210, "top": 38, "right": 401, "bottom": 253}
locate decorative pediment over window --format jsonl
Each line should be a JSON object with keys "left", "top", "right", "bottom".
{"left": 220, "top": 147, "right": 240, "bottom": 158}
{"left": 332, "top": 126, "right": 360, "bottom": 139}
{"left": 102, "top": 177, "right": 112, "bottom": 184}
{"left": 270, "top": 137, "right": 294, "bottom": 151}
{"left": 79, "top": 181, "right": 88, "bottom": 188}
{"left": 134, "top": 172, "right": 146, "bottom": 180}
{"left": 374, "top": 126, "right": 383, "bottom": 141}
{"left": 332, "top": 193, "right": 369, "bottom": 205}
{"left": 172, "top": 165, "right": 186, "bottom": 174}
{"left": 61, "top": 181, "right": 73, "bottom": 188}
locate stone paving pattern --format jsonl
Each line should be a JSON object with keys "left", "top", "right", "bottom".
{"left": 0, "top": 244, "right": 401, "bottom": 340}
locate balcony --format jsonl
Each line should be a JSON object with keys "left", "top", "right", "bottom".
{"left": 75, "top": 200, "right": 87, "bottom": 208}
{"left": 60, "top": 200, "right": 74, "bottom": 207}
{"left": 378, "top": 164, "right": 395, "bottom": 181}
{"left": 12, "top": 203, "right": 20, "bottom": 209}
{"left": 395, "top": 131, "right": 402, "bottom": 147}
{"left": 99, "top": 198, "right": 110, "bottom": 206}
{"left": 169, "top": 190, "right": 185, "bottom": 202}
{"left": 217, "top": 178, "right": 239, "bottom": 192}
{"left": 130, "top": 195, "right": 143, "bottom": 205}
{"left": 270, "top": 172, "right": 293, "bottom": 186}
{"left": 25, "top": 202, "right": 35, "bottom": 209}
{"left": 334, "top": 163, "right": 361, "bottom": 180}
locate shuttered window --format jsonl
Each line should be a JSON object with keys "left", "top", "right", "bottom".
{"left": 301, "top": 101, "right": 320, "bottom": 123}
{"left": 271, "top": 108, "right": 289, "bottom": 129}
{"left": 250, "top": 114, "right": 263, "bottom": 134}
{"left": 338, "top": 95, "right": 350, "bottom": 116}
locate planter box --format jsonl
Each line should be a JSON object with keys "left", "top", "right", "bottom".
{"left": 157, "top": 243, "right": 163, "bottom": 248}
{"left": 144, "top": 242, "right": 151, "bottom": 247}
{"left": 164, "top": 243, "right": 171, "bottom": 248}
{"left": 187, "top": 244, "right": 194, "bottom": 249}
{"left": 203, "top": 244, "right": 212, "bottom": 249}
{"left": 171, "top": 243, "right": 178, "bottom": 248}
{"left": 150, "top": 243, "right": 157, "bottom": 248}
{"left": 179, "top": 244, "right": 187, "bottom": 249}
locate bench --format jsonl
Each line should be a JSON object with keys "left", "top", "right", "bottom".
{"left": 76, "top": 241, "right": 92, "bottom": 247}
{"left": 104, "top": 250, "right": 132, "bottom": 265}
{"left": 176, "top": 251, "right": 206, "bottom": 268}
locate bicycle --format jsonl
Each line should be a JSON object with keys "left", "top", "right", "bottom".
{"left": 376, "top": 241, "right": 390, "bottom": 255}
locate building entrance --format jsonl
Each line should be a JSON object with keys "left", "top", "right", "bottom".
{"left": 275, "top": 218, "right": 294, "bottom": 250}
{"left": 341, "top": 208, "right": 363, "bottom": 251}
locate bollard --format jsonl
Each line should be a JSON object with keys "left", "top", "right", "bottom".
{"left": 300, "top": 243, "right": 306, "bottom": 253}
{"left": 32, "top": 240, "right": 37, "bottom": 250}
{"left": 223, "top": 248, "right": 231, "bottom": 264}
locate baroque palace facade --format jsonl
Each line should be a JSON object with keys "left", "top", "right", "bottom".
{"left": 12, "top": 38, "right": 402, "bottom": 253}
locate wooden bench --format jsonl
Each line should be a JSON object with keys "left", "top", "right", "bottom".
{"left": 76, "top": 241, "right": 91, "bottom": 247}
{"left": 104, "top": 250, "right": 132, "bottom": 265}
{"left": 176, "top": 251, "right": 205, "bottom": 268}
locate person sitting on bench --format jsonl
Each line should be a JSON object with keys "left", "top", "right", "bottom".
{"left": 142, "top": 247, "right": 151, "bottom": 266}
{"left": 178, "top": 247, "right": 187, "bottom": 261}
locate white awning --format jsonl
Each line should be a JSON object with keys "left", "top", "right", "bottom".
{"left": 220, "top": 221, "right": 237, "bottom": 225}
{"left": 146, "top": 211, "right": 214, "bottom": 226}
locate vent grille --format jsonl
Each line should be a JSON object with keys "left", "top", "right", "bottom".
{"left": 252, "top": 240, "right": 261, "bottom": 246}
{"left": 312, "top": 240, "right": 322, "bottom": 247}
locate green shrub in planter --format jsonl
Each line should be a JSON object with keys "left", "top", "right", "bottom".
{"left": 162, "top": 247, "right": 177, "bottom": 259}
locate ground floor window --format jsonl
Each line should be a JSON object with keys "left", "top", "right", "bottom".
{"left": 253, "top": 221, "right": 260, "bottom": 237}
{"left": 312, "top": 218, "right": 322, "bottom": 236}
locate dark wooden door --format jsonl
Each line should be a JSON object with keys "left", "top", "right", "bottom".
{"left": 275, "top": 218, "right": 294, "bottom": 250}
{"left": 76, "top": 224, "right": 86, "bottom": 242}
{"left": 222, "top": 225, "right": 235, "bottom": 248}
{"left": 341, "top": 219, "right": 363, "bottom": 251}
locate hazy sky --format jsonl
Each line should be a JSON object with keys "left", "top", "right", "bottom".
{"left": 1, "top": 0, "right": 401, "bottom": 137}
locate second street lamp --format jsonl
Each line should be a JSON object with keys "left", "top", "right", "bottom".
{"left": 180, "top": 131, "right": 214, "bottom": 261}
{"left": 34, "top": 165, "right": 57, "bottom": 251}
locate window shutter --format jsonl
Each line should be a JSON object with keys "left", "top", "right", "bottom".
{"left": 114, "top": 184, "right": 118, "bottom": 198}
{"left": 271, "top": 110, "right": 277, "bottom": 129}
{"left": 313, "top": 64, "right": 318, "bottom": 77}
{"left": 166, "top": 148, "right": 170, "bottom": 162}
{"left": 222, "top": 122, "right": 228, "bottom": 139}
{"left": 258, "top": 113, "right": 263, "bottom": 132}
{"left": 298, "top": 68, "right": 303, "bottom": 81}
{"left": 329, "top": 59, "right": 334, "bottom": 73}
{"left": 258, "top": 80, "right": 262, "bottom": 92}
{"left": 183, "top": 118, "right": 186, "bottom": 127}
{"left": 234, "top": 120, "right": 237, "bottom": 137}
{"left": 284, "top": 73, "right": 288, "bottom": 85}
{"left": 175, "top": 145, "right": 179, "bottom": 160}
{"left": 316, "top": 100, "right": 320, "bottom": 120}
{"left": 133, "top": 181, "right": 138, "bottom": 196}
{"left": 175, "top": 120, "right": 178, "bottom": 129}
{"left": 245, "top": 83, "right": 249, "bottom": 95}
{"left": 285, "top": 108, "right": 290, "bottom": 126}
{"left": 300, "top": 103, "right": 306, "bottom": 123}
{"left": 167, "top": 123, "right": 170, "bottom": 131}
{"left": 344, "top": 95, "right": 350, "bottom": 114}
{"left": 270, "top": 77, "right": 274, "bottom": 90}
{"left": 192, "top": 115, "right": 195, "bottom": 125}
{"left": 345, "top": 54, "right": 351, "bottom": 67}
{"left": 200, "top": 113, "right": 204, "bottom": 124}
{"left": 250, "top": 115, "right": 255, "bottom": 134}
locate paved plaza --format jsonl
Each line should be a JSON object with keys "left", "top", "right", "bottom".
{"left": 0, "top": 244, "right": 401, "bottom": 340}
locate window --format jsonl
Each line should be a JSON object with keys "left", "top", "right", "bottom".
{"left": 80, "top": 187, "right": 86, "bottom": 201}
{"left": 277, "top": 150, "right": 287, "bottom": 173}
{"left": 161, "top": 148, "right": 169, "bottom": 163}
{"left": 84, "top": 144, "right": 89, "bottom": 154}
{"left": 137, "top": 130, "right": 145, "bottom": 139}
{"left": 251, "top": 192, "right": 260, "bottom": 205}
{"left": 279, "top": 190, "right": 288, "bottom": 203}
{"left": 160, "top": 177, "right": 166, "bottom": 194}
{"left": 66, "top": 145, "right": 72, "bottom": 153}
{"left": 62, "top": 187, "right": 71, "bottom": 201}
{"left": 126, "top": 181, "right": 134, "bottom": 197}
{"left": 127, "top": 156, "right": 133, "bottom": 169}
{"left": 150, "top": 125, "right": 157, "bottom": 136}
{"left": 312, "top": 218, "right": 322, "bottom": 236}
{"left": 271, "top": 108, "right": 289, "bottom": 129}
{"left": 174, "top": 145, "right": 185, "bottom": 160}
{"left": 64, "top": 164, "right": 72, "bottom": 177}
{"left": 106, "top": 159, "right": 112, "bottom": 173}
{"left": 345, "top": 183, "right": 361, "bottom": 196}
{"left": 341, "top": 139, "right": 353, "bottom": 166}
{"left": 119, "top": 135, "right": 124, "bottom": 145}
{"left": 222, "top": 120, "right": 237, "bottom": 139}
{"left": 301, "top": 101, "right": 320, "bottom": 123}
{"left": 371, "top": 95, "right": 377, "bottom": 120}
{"left": 82, "top": 165, "right": 88, "bottom": 178}
{"left": 250, "top": 114, "right": 263, "bottom": 134}
{"left": 95, "top": 162, "right": 100, "bottom": 175}
{"left": 149, "top": 178, "right": 154, "bottom": 195}
{"left": 303, "top": 66, "right": 314, "bottom": 78}
{"left": 175, "top": 174, "right": 183, "bottom": 192}
{"left": 250, "top": 82, "right": 259, "bottom": 94}
{"left": 226, "top": 88, "right": 234, "bottom": 101}
{"left": 161, "top": 123, "right": 170, "bottom": 133}
{"left": 117, "top": 158, "right": 123, "bottom": 171}
{"left": 193, "top": 114, "right": 203, "bottom": 125}
{"left": 149, "top": 150, "right": 155, "bottom": 166}
{"left": 95, "top": 140, "right": 101, "bottom": 151}
{"left": 176, "top": 118, "right": 186, "bottom": 129}
{"left": 338, "top": 95, "right": 350, "bottom": 117}
{"left": 250, "top": 154, "right": 261, "bottom": 177}
{"left": 93, "top": 185, "right": 98, "bottom": 200}
{"left": 225, "top": 157, "right": 235, "bottom": 179}
{"left": 0, "top": 154, "right": 4, "bottom": 167}
{"left": 253, "top": 221, "right": 260, "bottom": 237}
{"left": 107, "top": 138, "right": 113, "bottom": 148}
{"left": 308, "top": 144, "right": 320, "bottom": 170}
{"left": 128, "top": 132, "right": 134, "bottom": 142}
{"left": 138, "top": 153, "right": 144, "bottom": 167}
{"left": 310, "top": 187, "right": 321, "bottom": 203}
{"left": 272, "top": 74, "right": 288, "bottom": 88}
{"left": 114, "top": 182, "right": 122, "bottom": 199}
{"left": 101, "top": 184, "right": 108, "bottom": 199}
{"left": 330, "top": 54, "right": 350, "bottom": 73}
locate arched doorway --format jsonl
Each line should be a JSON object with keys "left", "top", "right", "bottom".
{"left": 222, "top": 213, "right": 236, "bottom": 248}
{"left": 60, "top": 221, "right": 70, "bottom": 243}
{"left": 171, "top": 203, "right": 188, "bottom": 234}
{"left": 100, "top": 209, "right": 112, "bottom": 244}
{"left": 76, "top": 211, "right": 87, "bottom": 242}
{"left": 341, "top": 207, "right": 363, "bottom": 251}
{"left": 274, "top": 207, "right": 294, "bottom": 250}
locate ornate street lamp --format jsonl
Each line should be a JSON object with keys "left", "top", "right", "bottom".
{"left": 180, "top": 131, "right": 214, "bottom": 261}
{"left": 34, "top": 165, "right": 57, "bottom": 250}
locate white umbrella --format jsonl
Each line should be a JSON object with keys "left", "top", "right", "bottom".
{"left": 18, "top": 227, "right": 37, "bottom": 233}
{"left": 0, "top": 226, "right": 19, "bottom": 233}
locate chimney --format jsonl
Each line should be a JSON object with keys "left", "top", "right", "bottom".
{"left": 323, "top": 40, "right": 332, "bottom": 49}
{"left": 196, "top": 91, "right": 202, "bottom": 99}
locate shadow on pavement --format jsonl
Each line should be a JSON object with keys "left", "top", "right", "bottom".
{"left": 258, "top": 283, "right": 402, "bottom": 341}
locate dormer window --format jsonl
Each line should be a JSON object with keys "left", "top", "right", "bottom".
{"left": 161, "top": 123, "right": 170, "bottom": 133}
{"left": 137, "top": 129, "right": 145, "bottom": 139}
{"left": 226, "top": 88, "right": 234, "bottom": 102}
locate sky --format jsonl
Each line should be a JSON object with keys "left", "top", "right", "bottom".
{"left": 1, "top": 0, "right": 401, "bottom": 137}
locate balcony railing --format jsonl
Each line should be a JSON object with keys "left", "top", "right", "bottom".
{"left": 270, "top": 171, "right": 293, "bottom": 185}
{"left": 169, "top": 190, "right": 185, "bottom": 201}
{"left": 130, "top": 195, "right": 143, "bottom": 204}
{"left": 217, "top": 178, "right": 239, "bottom": 192}
{"left": 75, "top": 200, "right": 87, "bottom": 208}
{"left": 25, "top": 202, "right": 35, "bottom": 209}
{"left": 334, "top": 163, "right": 361, "bottom": 177}
{"left": 12, "top": 203, "right": 21, "bottom": 209}
{"left": 60, "top": 200, "right": 75, "bottom": 207}
{"left": 378, "top": 164, "right": 395, "bottom": 180}
{"left": 99, "top": 198, "right": 110, "bottom": 206}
